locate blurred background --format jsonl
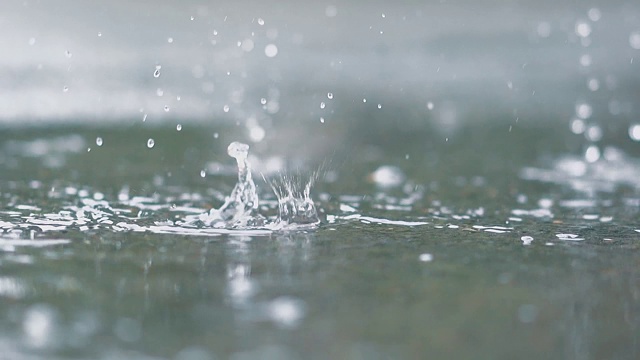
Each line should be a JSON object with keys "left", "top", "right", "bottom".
{"left": 2, "top": 0, "right": 639, "bottom": 152}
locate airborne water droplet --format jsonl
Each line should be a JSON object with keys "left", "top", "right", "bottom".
{"left": 164, "top": 105, "right": 170, "bottom": 112}
{"left": 327, "top": 92, "right": 333, "bottom": 99}
{"left": 147, "top": 139, "right": 155, "bottom": 148}
{"left": 176, "top": 124, "right": 182, "bottom": 131}
{"left": 200, "top": 170, "right": 206, "bottom": 178}
{"left": 153, "top": 65, "right": 161, "bottom": 78}
{"left": 96, "top": 137, "right": 103, "bottom": 146}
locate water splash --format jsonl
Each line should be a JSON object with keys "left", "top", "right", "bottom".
{"left": 198, "top": 142, "right": 264, "bottom": 228}
{"left": 264, "top": 173, "right": 320, "bottom": 229}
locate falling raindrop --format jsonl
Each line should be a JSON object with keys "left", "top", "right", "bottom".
{"left": 62, "top": 86, "right": 69, "bottom": 93}
{"left": 575, "top": 21, "right": 592, "bottom": 38}
{"left": 96, "top": 137, "right": 103, "bottom": 146}
{"left": 377, "top": 104, "right": 382, "bottom": 109}
{"left": 320, "top": 102, "right": 326, "bottom": 109}
{"left": 587, "top": 8, "right": 601, "bottom": 22}
{"left": 164, "top": 105, "right": 170, "bottom": 112}
{"left": 260, "top": 98, "right": 267, "bottom": 105}
{"left": 575, "top": 102, "right": 593, "bottom": 119}
{"left": 629, "top": 124, "right": 640, "bottom": 141}
{"left": 327, "top": 92, "right": 333, "bottom": 99}
{"left": 147, "top": 139, "right": 155, "bottom": 149}
{"left": 630, "top": 31, "right": 640, "bottom": 50}
{"left": 320, "top": 117, "right": 325, "bottom": 123}
{"left": 223, "top": 105, "right": 230, "bottom": 113}
{"left": 176, "top": 124, "right": 182, "bottom": 131}
{"left": 325, "top": 5, "right": 337, "bottom": 17}
{"left": 585, "top": 145, "right": 600, "bottom": 163}
{"left": 570, "top": 119, "right": 586, "bottom": 134}
{"left": 65, "top": 50, "right": 72, "bottom": 58}
{"left": 200, "top": 170, "right": 206, "bottom": 178}
{"left": 265, "top": 44, "right": 278, "bottom": 57}
{"left": 153, "top": 66, "right": 161, "bottom": 78}
{"left": 536, "top": 22, "right": 551, "bottom": 38}
{"left": 427, "top": 102, "right": 434, "bottom": 110}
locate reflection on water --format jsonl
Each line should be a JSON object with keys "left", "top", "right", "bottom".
{"left": 1, "top": 0, "right": 640, "bottom": 359}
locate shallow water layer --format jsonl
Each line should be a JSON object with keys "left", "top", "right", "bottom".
{"left": 0, "top": 123, "right": 639, "bottom": 360}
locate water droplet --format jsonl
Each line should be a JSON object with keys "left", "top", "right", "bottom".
{"left": 147, "top": 139, "right": 155, "bottom": 149}
{"left": 585, "top": 145, "right": 600, "bottom": 163}
{"left": 370, "top": 165, "right": 405, "bottom": 188}
{"left": 96, "top": 137, "right": 103, "bottom": 146}
{"left": 419, "top": 253, "right": 433, "bottom": 262}
{"left": 164, "top": 105, "right": 170, "bottom": 112}
{"left": 62, "top": 86, "right": 69, "bottom": 93}
{"left": 580, "top": 54, "right": 592, "bottom": 67}
{"left": 427, "top": 102, "right": 434, "bottom": 110}
{"left": 260, "top": 98, "right": 267, "bottom": 105}
{"left": 153, "top": 65, "right": 161, "bottom": 78}
{"left": 521, "top": 236, "right": 534, "bottom": 245}
{"left": 200, "top": 170, "right": 206, "bottom": 178}
{"left": 257, "top": 18, "right": 265, "bottom": 26}
{"left": 570, "top": 118, "right": 586, "bottom": 134}
{"left": 327, "top": 92, "right": 333, "bottom": 99}
{"left": 325, "top": 5, "right": 337, "bottom": 17}
{"left": 629, "top": 124, "right": 640, "bottom": 141}
{"left": 587, "top": 8, "right": 601, "bottom": 22}
{"left": 176, "top": 95, "right": 181, "bottom": 101}
{"left": 156, "top": 88, "right": 164, "bottom": 96}
{"left": 241, "top": 38, "right": 254, "bottom": 52}
{"left": 213, "top": 132, "right": 219, "bottom": 139}
{"left": 268, "top": 297, "right": 306, "bottom": 328}
{"left": 377, "top": 104, "right": 382, "bottom": 109}
{"left": 320, "top": 117, "right": 325, "bottom": 123}
{"left": 536, "top": 22, "right": 551, "bottom": 38}
{"left": 575, "top": 102, "right": 592, "bottom": 119}
{"left": 517, "top": 304, "right": 538, "bottom": 323}
{"left": 65, "top": 50, "right": 72, "bottom": 58}
{"left": 176, "top": 124, "right": 182, "bottom": 131}
{"left": 630, "top": 31, "right": 640, "bottom": 50}
{"left": 575, "top": 21, "right": 592, "bottom": 38}
{"left": 167, "top": 37, "right": 174, "bottom": 43}
{"left": 586, "top": 125, "right": 602, "bottom": 141}
{"left": 28, "top": 37, "right": 36, "bottom": 45}
{"left": 142, "top": 113, "right": 148, "bottom": 122}
{"left": 223, "top": 105, "right": 230, "bottom": 112}
{"left": 190, "top": 16, "right": 195, "bottom": 21}
{"left": 587, "top": 78, "right": 599, "bottom": 91}
{"left": 265, "top": 44, "right": 278, "bottom": 57}
{"left": 97, "top": 32, "right": 102, "bottom": 37}
{"left": 362, "top": 98, "right": 367, "bottom": 103}
{"left": 320, "top": 102, "right": 326, "bottom": 109}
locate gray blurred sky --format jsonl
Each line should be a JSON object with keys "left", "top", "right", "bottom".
{"left": 1, "top": 0, "right": 639, "bottom": 125}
